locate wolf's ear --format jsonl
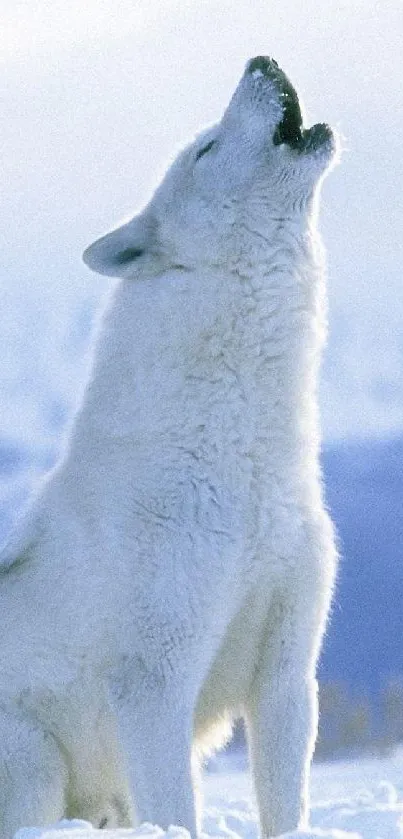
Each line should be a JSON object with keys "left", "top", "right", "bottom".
{"left": 83, "top": 213, "right": 163, "bottom": 278}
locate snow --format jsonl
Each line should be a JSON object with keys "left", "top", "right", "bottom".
{"left": 13, "top": 749, "right": 403, "bottom": 839}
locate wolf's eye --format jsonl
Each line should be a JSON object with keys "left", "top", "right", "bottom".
{"left": 114, "top": 247, "right": 145, "bottom": 265}
{"left": 195, "top": 140, "right": 215, "bottom": 162}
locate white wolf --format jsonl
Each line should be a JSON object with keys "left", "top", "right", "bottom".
{"left": 0, "top": 57, "right": 338, "bottom": 837}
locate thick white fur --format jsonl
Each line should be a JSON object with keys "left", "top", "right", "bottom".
{"left": 0, "top": 60, "right": 338, "bottom": 837}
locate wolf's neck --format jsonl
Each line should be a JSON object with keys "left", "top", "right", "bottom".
{"left": 67, "top": 233, "right": 325, "bottom": 465}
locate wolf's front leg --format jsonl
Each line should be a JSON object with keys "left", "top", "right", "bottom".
{"left": 116, "top": 672, "right": 198, "bottom": 836}
{"left": 245, "top": 592, "right": 329, "bottom": 838}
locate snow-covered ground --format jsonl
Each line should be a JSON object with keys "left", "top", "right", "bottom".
{"left": 14, "top": 748, "right": 403, "bottom": 839}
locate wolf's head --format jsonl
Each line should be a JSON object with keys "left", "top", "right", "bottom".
{"left": 84, "top": 56, "right": 338, "bottom": 277}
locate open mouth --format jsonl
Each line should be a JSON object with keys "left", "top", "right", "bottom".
{"left": 272, "top": 77, "right": 304, "bottom": 150}
{"left": 247, "top": 56, "right": 333, "bottom": 154}
{"left": 274, "top": 97, "right": 333, "bottom": 154}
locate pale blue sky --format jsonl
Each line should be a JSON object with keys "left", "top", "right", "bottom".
{"left": 1, "top": 0, "right": 402, "bottom": 446}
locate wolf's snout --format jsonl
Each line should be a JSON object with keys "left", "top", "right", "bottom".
{"left": 247, "top": 56, "right": 279, "bottom": 76}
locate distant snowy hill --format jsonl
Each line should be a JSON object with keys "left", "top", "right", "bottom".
{"left": 319, "top": 436, "right": 403, "bottom": 699}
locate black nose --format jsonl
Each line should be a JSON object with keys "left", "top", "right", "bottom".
{"left": 247, "top": 56, "right": 279, "bottom": 76}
